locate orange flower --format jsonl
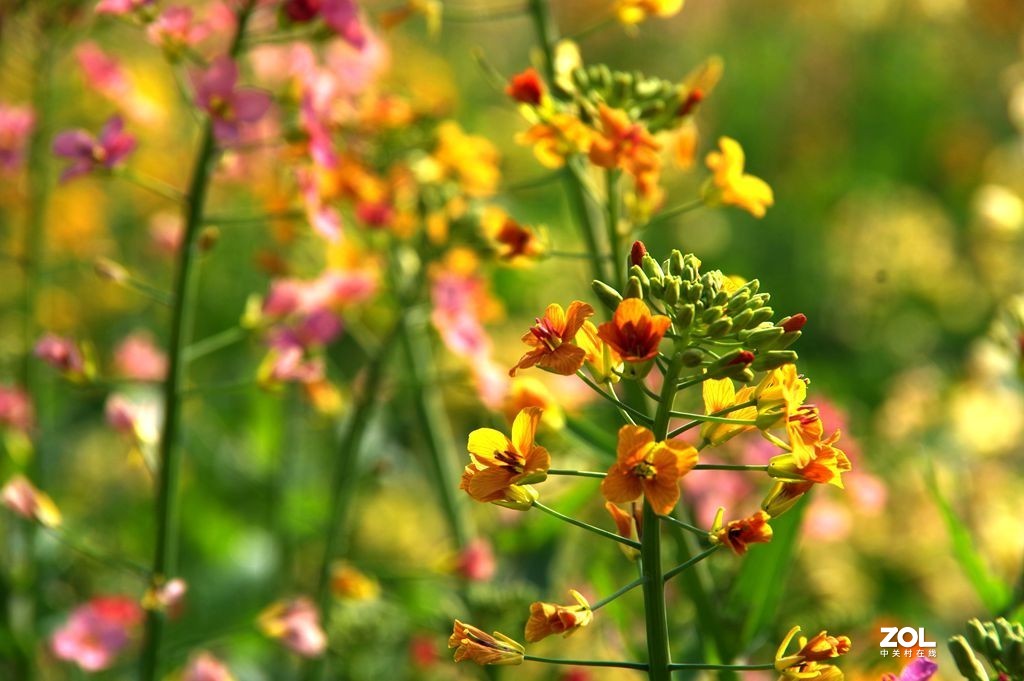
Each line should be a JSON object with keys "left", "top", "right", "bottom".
{"left": 506, "top": 67, "right": 546, "bottom": 106}
{"left": 503, "top": 377, "right": 564, "bottom": 430}
{"left": 768, "top": 431, "right": 851, "bottom": 488}
{"left": 775, "top": 625, "right": 852, "bottom": 680}
{"left": 524, "top": 590, "right": 593, "bottom": 642}
{"left": 588, "top": 105, "right": 661, "bottom": 181}
{"left": 605, "top": 501, "right": 641, "bottom": 560}
{"left": 449, "top": 620, "right": 524, "bottom": 666}
{"left": 576, "top": 319, "right": 622, "bottom": 383}
{"left": 597, "top": 298, "right": 671, "bottom": 363}
{"left": 710, "top": 509, "right": 773, "bottom": 555}
{"left": 461, "top": 407, "right": 550, "bottom": 506}
{"left": 510, "top": 301, "right": 594, "bottom": 376}
{"left": 483, "top": 208, "right": 545, "bottom": 262}
{"left": 516, "top": 114, "right": 593, "bottom": 169}
{"left": 601, "top": 425, "right": 698, "bottom": 515}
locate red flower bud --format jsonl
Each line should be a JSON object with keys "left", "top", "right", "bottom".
{"left": 630, "top": 240, "right": 647, "bottom": 267}
{"left": 678, "top": 88, "right": 705, "bottom": 117}
{"left": 729, "top": 350, "right": 755, "bottom": 365}
{"left": 283, "top": 0, "right": 321, "bottom": 22}
{"left": 781, "top": 314, "right": 807, "bottom": 333}
{"left": 506, "top": 68, "right": 545, "bottom": 106}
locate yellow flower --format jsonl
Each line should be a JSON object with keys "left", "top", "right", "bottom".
{"left": 775, "top": 626, "right": 851, "bottom": 681}
{"left": 525, "top": 590, "right": 593, "bottom": 642}
{"left": 705, "top": 136, "right": 774, "bottom": 218}
{"left": 760, "top": 481, "right": 814, "bottom": 518}
{"left": 575, "top": 320, "right": 623, "bottom": 383}
{"left": 503, "top": 377, "right": 565, "bottom": 430}
{"left": 616, "top": 0, "right": 684, "bottom": 25}
{"left": 434, "top": 121, "right": 501, "bottom": 197}
{"left": 516, "top": 114, "right": 593, "bottom": 169}
{"left": 449, "top": 620, "right": 525, "bottom": 666}
{"left": 700, "top": 378, "right": 756, "bottom": 445}
{"left": 461, "top": 407, "right": 550, "bottom": 506}
{"left": 330, "top": 563, "right": 380, "bottom": 601}
{"left": 605, "top": 502, "right": 641, "bottom": 560}
{"left": 767, "top": 431, "right": 851, "bottom": 489}
{"left": 755, "top": 364, "right": 818, "bottom": 466}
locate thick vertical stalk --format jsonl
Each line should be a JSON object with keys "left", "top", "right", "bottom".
{"left": 400, "top": 308, "right": 470, "bottom": 548}
{"left": 527, "top": 0, "right": 609, "bottom": 286}
{"left": 640, "top": 352, "right": 687, "bottom": 681}
{"left": 304, "top": 324, "right": 402, "bottom": 681}
{"left": 138, "top": 5, "right": 255, "bottom": 679}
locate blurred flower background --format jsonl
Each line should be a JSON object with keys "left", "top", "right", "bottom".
{"left": 1, "top": 0, "right": 1023, "bottom": 680}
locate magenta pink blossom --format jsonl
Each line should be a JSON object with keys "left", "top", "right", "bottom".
{"left": 147, "top": 6, "right": 210, "bottom": 54}
{"left": 192, "top": 56, "right": 272, "bottom": 144}
{"left": 75, "top": 43, "right": 131, "bottom": 101}
{"left": 258, "top": 597, "right": 327, "bottom": 658}
{"left": 0, "top": 103, "right": 34, "bottom": 173}
{"left": 95, "top": 0, "right": 153, "bottom": 15}
{"left": 0, "top": 385, "right": 33, "bottom": 433}
{"left": 284, "top": 0, "right": 322, "bottom": 22}
{"left": 455, "top": 538, "right": 496, "bottom": 581}
{"left": 322, "top": 0, "right": 367, "bottom": 48}
{"left": 113, "top": 332, "right": 168, "bottom": 381}
{"left": 51, "top": 596, "right": 143, "bottom": 671}
{"left": 296, "top": 167, "right": 342, "bottom": 240}
{"left": 883, "top": 658, "right": 939, "bottom": 681}
{"left": 183, "top": 652, "right": 235, "bottom": 681}
{"left": 34, "top": 334, "right": 86, "bottom": 375}
{"left": 52, "top": 115, "right": 136, "bottom": 182}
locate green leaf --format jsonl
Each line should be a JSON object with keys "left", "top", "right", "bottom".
{"left": 927, "top": 466, "right": 1010, "bottom": 615}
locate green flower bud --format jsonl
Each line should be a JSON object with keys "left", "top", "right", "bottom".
{"left": 751, "top": 350, "right": 798, "bottom": 371}
{"left": 668, "top": 250, "right": 685, "bottom": 276}
{"left": 949, "top": 636, "right": 990, "bottom": 681}
{"left": 701, "top": 306, "right": 724, "bottom": 324}
{"left": 731, "top": 308, "right": 755, "bottom": 330}
{"left": 625, "top": 275, "right": 644, "bottom": 300}
{"left": 650, "top": 277, "right": 665, "bottom": 298}
{"left": 675, "top": 304, "right": 695, "bottom": 328}
{"left": 740, "top": 325, "right": 784, "bottom": 347}
{"left": 642, "top": 254, "right": 665, "bottom": 282}
{"left": 664, "top": 278, "right": 681, "bottom": 306}
{"left": 681, "top": 348, "right": 704, "bottom": 367}
{"left": 727, "top": 291, "right": 751, "bottom": 314}
{"left": 629, "top": 265, "right": 650, "bottom": 291}
{"left": 749, "top": 307, "right": 774, "bottom": 327}
{"left": 706, "top": 317, "right": 733, "bottom": 338}
{"left": 592, "top": 280, "right": 623, "bottom": 311}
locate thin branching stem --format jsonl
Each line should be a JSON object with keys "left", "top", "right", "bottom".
{"left": 533, "top": 502, "right": 640, "bottom": 550}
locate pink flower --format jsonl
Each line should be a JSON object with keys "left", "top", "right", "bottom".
{"left": 0, "top": 103, "right": 34, "bottom": 173}
{"left": 355, "top": 201, "right": 393, "bottom": 228}
{"left": 296, "top": 167, "right": 342, "bottom": 240}
{"left": 322, "top": 0, "right": 367, "bottom": 48}
{"left": 95, "top": 0, "right": 153, "bottom": 15}
{"left": 0, "top": 385, "right": 34, "bottom": 433}
{"left": 192, "top": 56, "right": 272, "bottom": 144}
{"left": 883, "top": 658, "right": 939, "bottom": 681}
{"left": 183, "top": 652, "right": 236, "bottom": 681}
{"left": 149, "top": 212, "right": 184, "bottom": 255}
{"left": 147, "top": 6, "right": 210, "bottom": 55}
{"left": 261, "top": 346, "right": 326, "bottom": 385}
{"left": 34, "top": 334, "right": 86, "bottom": 376}
{"left": 257, "top": 597, "right": 327, "bottom": 658}
{"left": 455, "top": 538, "right": 496, "bottom": 581}
{"left": 51, "top": 597, "right": 143, "bottom": 671}
{"left": 52, "top": 116, "right": 136, "bottom": 182}
{"left": 75, "top": 43, "right": 131, "bottom": 101}
{"left": 1, "top": 475, "right": 61, "bottom": 527}
{"left": 113, "top": 332, "right": 168, "bottom": 381}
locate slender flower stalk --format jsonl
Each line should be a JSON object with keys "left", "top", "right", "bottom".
{"left": 663, "top": 545, "right": 720, "bottom": 583}
{"left": 590, "top": 576, "right": 645, "bottom": 611}
{"left": 524, "top": 655, "right": 649, "bottom": 670}
{"left": 138, "top": 4, "right": 256, "bottom": 679}
{"left": 534, "top": 501, "right": 641, "bottom": 549}
{"left": 547, "top": 468, "right": 607, "bottom": 478}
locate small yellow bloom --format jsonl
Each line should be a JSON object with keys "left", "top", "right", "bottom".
{"left": 516, "top": 114, "right": 593, "bottom": 169}
{"left": 330, "top": 563, "right": 380, "bottom": 601}
{"left": 449, "top": 620, "right": 525, "bottom": 666}
{"left": 525, "top": 590, "right": 593, "bottom": 642}
{"left": 433, "top": 121, "right": 501, "bottom": 197}
{"left": 705, "top": 136, "right": 774, "bottom": 218}
{"left": 755, "top": 364, "right": 816, "bottom": 466}
{"left": 503, "top": 377, "right": 565, "bottom": 431}
{"left": 461, "top": 407, "right": 550, "bottom": 506}
{"left": 701, "top": 378, "right": 756, "bottom": 445}
{"left": 575, "top": 320, "right": 623, "bottom": 384}
{"left": 616, "top": 0, "right": 684, "bottom": 25}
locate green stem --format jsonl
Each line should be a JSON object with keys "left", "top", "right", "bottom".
{"left": 533, "top": 502, "right": 640, "bottom": 550}
{"left": 576, "top": 371, "right": 651, "bottom": 424}
{"left": 606, "top": 169, "right": 625, "bottom": 291}
{"left": 641, "top": 351, "right": 687, "bottom": 681}
{"left": 640, "top": 198, "right": 704, "bottom": 233}
{"left": 668, "top": 411, "right": 756, "bottom": 425}
{"left": 547, "top": 468, "right": 606, "bottom": 479}
{"left": 399, "top": 307, "right": 471, "bottom": 549}
{"left": 657, "top": 515, "right": 708, "bottom": 538}
{"left": 663, "top": 545, "right": 720, "bottom": 583}
{"left": 304, "top": 323, "right": 403, "bottom": 681}
{"left": 116, "top": 168, "right": 185, "bottom": 203}
{"left": 692, "top": 464, "right": 767, "bottom": 472}
{"left": 591, "top": 576, "right": 644, "bottom": 611}
{"left": 669, "top": 663, "right": 775, "bottom": 672}
{"left": 183, "top": 326, "right": 248, "bottom": 363}
{"left": 138, "top": 5, "right": 255, "bottom": 679}
{"left": 524, "top": 655, "right": 648, "bottom": 671}
{"left": 527, "top": 0, "right": 609, "bottom": 285}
